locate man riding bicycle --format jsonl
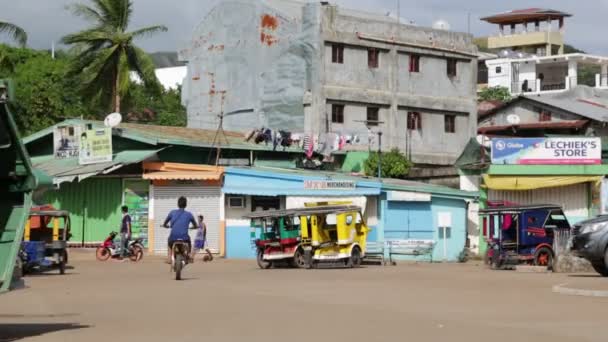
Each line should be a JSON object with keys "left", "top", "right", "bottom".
{"left": 163, "top": 196, "right": 197, "bottom": 264}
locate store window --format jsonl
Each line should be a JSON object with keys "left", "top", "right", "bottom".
{"left": 251, "top": 196, "right": 281, "bottom": 211}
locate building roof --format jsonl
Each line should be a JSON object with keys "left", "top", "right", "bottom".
{"left": 522, "top": 86, "right": 608, "bottom": 122}
{"left": 23, "top": 119, "right": 301, "bottom": 153}
{"left": 478, "top": 100, "right": 505, "bottom": 117}
{"left": 31, "top": 149, "right": 161, "bottom": 185}
{"left": 481, "top": 8, "right": 572, "bottom": 24}
{"left": 478, "top": 120, "right": 589, "bottom": 134}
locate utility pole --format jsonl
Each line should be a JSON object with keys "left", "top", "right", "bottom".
{"left": 355, "top": 119, "right": 385, "bottom": 179}
{"left": 377, "top": 131, "right": 383, "bottom": 179}
{"left": 397, "top": 0, "right": 400, "bottom": 24}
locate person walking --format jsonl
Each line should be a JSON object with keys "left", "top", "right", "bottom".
{"left": 120, "top": 206, "right": 132, "bottom": 259}
{"left": 194, "top": 215, "right": 213, "bottom": 261}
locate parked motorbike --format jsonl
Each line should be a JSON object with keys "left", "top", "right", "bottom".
{"left": 96, "top": 231, "right": 144, "bottom": 262}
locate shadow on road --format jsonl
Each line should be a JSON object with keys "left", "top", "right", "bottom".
{"left": 0, "top": 323, "right": 89, "bottom": 341}
{"left": 567, "top": 274, "right": 604, "bottom": 278}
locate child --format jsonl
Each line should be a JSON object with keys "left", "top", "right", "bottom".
{"left": 194, "top": 215, "right": 213, "bottom": 261}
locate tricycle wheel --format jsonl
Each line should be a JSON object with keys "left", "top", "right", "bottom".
{"left": 347, "top": 246, "right": 362, "bottom": 268}
{"left": 58, "top": 252, "right": 66, "bottom": 275}
{"left": 256, "top": 249, "right": 272, "bottom": 269}
{"left": 96, "top": 247, "right": 111, "bottom": 261}
{"left": 534, "top": 247, "right": 554, "bottom": 269}
{"left": 292, "top": 248, "right": 307, "bottom": 269}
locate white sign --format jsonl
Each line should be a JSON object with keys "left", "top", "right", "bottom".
{"left": 79, "top": 128, "right": 113, "bottom": 165}
{"left": 438, "top": 212, "right": 452, "bottom": 227}
{"left": 53, "top": 125, "right": 81, "bottom": 159}
{"left": 303, "top": 180, "right": 356, "bottom": 190}
{"left": 387, "top": 191, "right": 431, "bottom": 202}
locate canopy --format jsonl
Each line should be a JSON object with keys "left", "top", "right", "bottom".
{"left": 483, "top": 175, "right": 601, "bottom": 191}
{"left": 143, "top": 162, "right": 223, "bottom": 181}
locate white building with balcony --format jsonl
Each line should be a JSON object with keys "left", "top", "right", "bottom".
{"left": 486, "top": 53, "right": 608, "bottom": 95}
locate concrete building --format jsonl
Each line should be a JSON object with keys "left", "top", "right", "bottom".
{"left": 486, "top": 53, "right": 608, "bottom": 96}
{"left": 179, "top": 0, "right": 478, "bottom": 167}
{"left": 479, "top": 8, "right": 571, "bottom": 57}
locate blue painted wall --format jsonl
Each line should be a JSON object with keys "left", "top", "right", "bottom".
{"left": 430, "top": 197, "right": 467, "bottom": 262}
{"left": 226, "top": 226, "right": 256, "bottom": 259}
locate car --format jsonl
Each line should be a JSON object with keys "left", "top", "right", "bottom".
{"left": 571, "top": 215, "right": 608, "bottom": 277}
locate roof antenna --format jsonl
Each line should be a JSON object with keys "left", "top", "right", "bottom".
{"left": 208, "top": 91, "right": 229, "bottom": 166}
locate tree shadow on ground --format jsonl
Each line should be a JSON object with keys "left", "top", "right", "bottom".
{"left": 0, "top": 323, "right": 89, "bottom": 341}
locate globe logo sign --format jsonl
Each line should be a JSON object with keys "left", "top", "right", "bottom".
{"left": 495, "top": 140, "right": 506, "bottom": 151}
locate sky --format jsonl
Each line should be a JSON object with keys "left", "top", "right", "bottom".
{"left": 2, "top": 0, "right": 608, "bottom": 55}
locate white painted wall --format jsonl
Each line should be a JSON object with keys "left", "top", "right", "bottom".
{"left": 486, "top": 59, "right": 511, "bottom": 90}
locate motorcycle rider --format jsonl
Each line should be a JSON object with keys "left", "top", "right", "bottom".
{"left": 120, "top": 206, "right": 132, "bottom": 258}
{"left": 163, "top": 196, "right": 197, "bottom": 264}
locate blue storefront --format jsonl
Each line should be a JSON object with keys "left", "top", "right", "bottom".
{"left": 222, "top": 167, "right": 381, "bottom": 259}
{"left": 378, "top": 179, "right": 478, "bottom": 262}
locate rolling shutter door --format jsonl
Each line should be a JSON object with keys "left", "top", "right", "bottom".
{"left": 153, "top": 186, "right": 221, "bottom": 254}
{"left": 489, "top": 183, "right": 589, "bottom": 222}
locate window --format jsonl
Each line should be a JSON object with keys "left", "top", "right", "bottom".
{"left": 409, "top": 54, "right": 420, "bottom": 72}
{"left": 539, "top": 111, "right": 552, "bottom": 122}
{"left": 367, "top": 107, "right": 379, "bottom": 126}
{"left": 495, "top": 66, "right": 502, "bottom": 74}
{"left": 407, "top": 111, "right": 422, "bottom": 130}
{"left": 228, "top": 196, "right": 246, "bottom": 208}
{"left": 331, "top": 44, "right": 344, "bottom": 64}
{"left": 447, "top": 58, "right": 457, "bottom": 77}
{"left": 332, "top": 104, "right": 344, "bottom": 124}
{"left": 444, "top": 115, "right": 456, "bottom": 133}
{"left": 368, "top": 48, "right": 379, "bottom": 68}
{"left": 251, "top": 196, "right": 280, "bottom": 212}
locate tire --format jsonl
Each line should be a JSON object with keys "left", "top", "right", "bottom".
{"left": 12, "top": 258, "right": 23, "bottom": 282}
{"left": 96, "top": 247, "right": 111, "bottom": 261}
{"left": 256, "top": 249, "right": 272, "bottom": 269}
{"left": 58, "top": 252, "right": 66, "bottom": 275}
{"left": 534, "top": 247, "right": 554, "bottom": 269}
{"left": 174, "top": 254, "right": 183, "bottom": 280}
{"left": 292, "top": 248, "right": 307, "bottom": 269}
{"left": 349, "top": 246, "right": 362, "bottom": 268}
{"left": 129, "top": 245, "right": 144, "bottom": 262}
{"left": 591, "top": 261, "right": 608, "bottom": 277}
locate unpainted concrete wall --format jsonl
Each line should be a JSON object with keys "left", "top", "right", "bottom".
{"left": 479, "top": 101, "right": 580, "bottom": 127}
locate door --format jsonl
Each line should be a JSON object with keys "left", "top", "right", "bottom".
{"left": 153, "top": 185, "right": 221, "bottom": 254}
{"left": 384, "top": 202, "right": 433, "bottom": 240}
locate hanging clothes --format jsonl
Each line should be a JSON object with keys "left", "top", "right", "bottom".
{"left": 303, "top": 135, "right": 314, "bottom": 159}
{"left": 338, "top": 136, "right": 347, "bottom": 150}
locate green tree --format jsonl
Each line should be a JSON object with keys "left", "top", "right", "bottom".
{"left": 61, "top": 0, "right": 167, "bottom": 113}
{"left": 478, "top": 86, "right": 511, "bottom": 102}
{"left": 364, "top": 148, "right": 412, "bottom": 179}
{"left": 11, "top": 53, "right": 91, "bottom": 135}
{"left": 0, "top": 21, "right": 27, "bottom": 46}
{"left": 122, "top": 83, "right": 186, "bottom": 126}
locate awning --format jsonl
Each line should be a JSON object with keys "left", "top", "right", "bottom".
{"left": 483, "top": 175, "right": 601, "bottom": 191}
{"left": 222, "top": 187, "right": 380, "bottom": 196}
{"left": 32, "top": 149, "right": 162, "bottom": 185}
{"left": 143, "top": 162, "right": 223, "bottom": 181}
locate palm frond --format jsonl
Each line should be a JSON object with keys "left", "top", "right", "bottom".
{"left": 130, "top": 25, "right": 168, "bottom": 39}
{"left": 66, "top": 3, "right": 104, "bottom": 24}
{"left": 61, "top": 28, "right": 112, "bottom": 45}
{"left": 125, "top": 45, "right": 161, "bottom": 93}
{"left": 0, "top": 21, "right": 27, "bottom": 46}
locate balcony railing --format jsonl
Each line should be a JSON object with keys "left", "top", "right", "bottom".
{"left": 510, "top": 74, "right": 608, "bottom": 95}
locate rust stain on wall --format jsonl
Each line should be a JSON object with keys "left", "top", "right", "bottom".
{"left": 260, "top": 14, "right": 279, "bottom": 46}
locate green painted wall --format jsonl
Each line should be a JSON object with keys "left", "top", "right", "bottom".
{"left": 43, "top": 178, "right": 123, "bottom": 244}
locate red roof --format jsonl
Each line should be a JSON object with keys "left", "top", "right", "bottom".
{"left": 478, "top": 120, "right": 588, "bottom": 134}
{"left": 481, "top": 8, "right": 572, "bottom": 24}
{"left": 478, "top": 100, "right": 505, "bottom": 117}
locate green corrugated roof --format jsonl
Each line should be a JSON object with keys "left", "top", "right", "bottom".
{"left": 32, "top": 149, "right": 161, "bottom": 184}
{"left": 23, "top": 119, "right": 302, "bottom": 153}
{"left": 341, "top": 151, "right": 369, "bottom": 173}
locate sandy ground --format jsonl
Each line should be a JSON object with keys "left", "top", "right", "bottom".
{"left": 1, "top": 251, "right": 607, "bottom": 342}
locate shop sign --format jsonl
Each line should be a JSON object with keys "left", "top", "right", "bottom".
{"left": 387, "top": 191, "right": 431, "bottom": 202}
{"left": 53, "top": 125, "right": 81, "bottom": 159}
{"left": 303, "top": 180, "right": 356, "bottom": 190}
{"left": 79, "top": 127, "right": 113, "bottom": 165}
{"left": 491, "top": 137, "right": 601, "bottom": 165}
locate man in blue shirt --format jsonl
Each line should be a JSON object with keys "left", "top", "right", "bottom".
{"left": 163, "top": 196, "right": 197, "bottom": 264}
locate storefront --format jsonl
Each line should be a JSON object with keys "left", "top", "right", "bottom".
{"left": 143, "top": 163, "right": 224, "bottom": 255}
{"left": 222, "top": 167, "right": 381, "bottom": 259}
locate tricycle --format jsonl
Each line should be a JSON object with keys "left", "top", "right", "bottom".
{"left": 479, "top": 204, "right": 570, "bottom": 270}
{"left": 21, "top": 208, "right": 71, "bottom": 275}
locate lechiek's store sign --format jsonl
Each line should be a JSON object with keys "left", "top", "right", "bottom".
{"left": 491, "top": 138, "right": 601, "bottom": 165}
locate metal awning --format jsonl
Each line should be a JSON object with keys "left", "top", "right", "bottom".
{"left": 222, "top": 187, "right": 380, "bottom": 197}
{"left": 32, "top": 149, "right": 162, "bottom": 185}
{"left": 142, "top": 162, "right": 223, "bottom": 181}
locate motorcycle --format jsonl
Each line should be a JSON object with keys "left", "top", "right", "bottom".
{"left": 96, "top": 231, "right": 144, "bottom": 262}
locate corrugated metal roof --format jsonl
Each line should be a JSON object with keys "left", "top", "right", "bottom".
{"left": 31, "top": 149, "right": 161, "bottom": 184}
{"left": 481, "top": 8, "right": 572, "bottom": 24}
{"left": 522, "top": 87, "right": 608, "bottom": 122}
{"left": 23, "top": 119, "right": 302, "bottom": 153}
{"left": 478, "top": 120, "right": 589, "bottom": 134}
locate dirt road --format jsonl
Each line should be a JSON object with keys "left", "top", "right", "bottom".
{"left": 1, "top": 252, "right": 606, "bottom": 342}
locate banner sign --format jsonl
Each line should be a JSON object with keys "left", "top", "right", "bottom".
{"left": 79, "top": 128, "right": 113, "bottom": 165}
{"left": 303, "top": 180, "right": 356, "bottom": 190}
{"left": 491, "top": 138, "right": 601, "bottom": 165}
{"left": 53, "top": 125, "right": 81, "bottom": 159}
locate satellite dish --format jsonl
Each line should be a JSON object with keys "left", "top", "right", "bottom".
{"left": 104, "top": 112, "right": 122, "bottom": 128}
{"left": 432, "top": 19, "right": 451, "bottom": 31}
{"left": 507, "top": 114, "right": 521, "bottom": 125}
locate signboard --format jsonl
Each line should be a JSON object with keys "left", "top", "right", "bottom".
{"left": 491, "top": 138, "right": 601, "bottom": 165}
{"left": 438, "top": 212, "right": 452, "bottom": 227}
{"left": 79, "top": 128, "right": 112, "bottom": 165}
{"left": 303, "top": 180, "right": 356, "bottom": 190}
{"left": 53, "top": 125, "right": 81, "bottom": 159}
{"left": 387, "top": 191, "right": 431, "bottom": 202}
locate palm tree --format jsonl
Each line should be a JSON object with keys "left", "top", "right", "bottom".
{"left": 62, "top": 0, "right": 167, "bottom": 113}
{"left": 0, "top": 21, "right": 27, "bottom": 46}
